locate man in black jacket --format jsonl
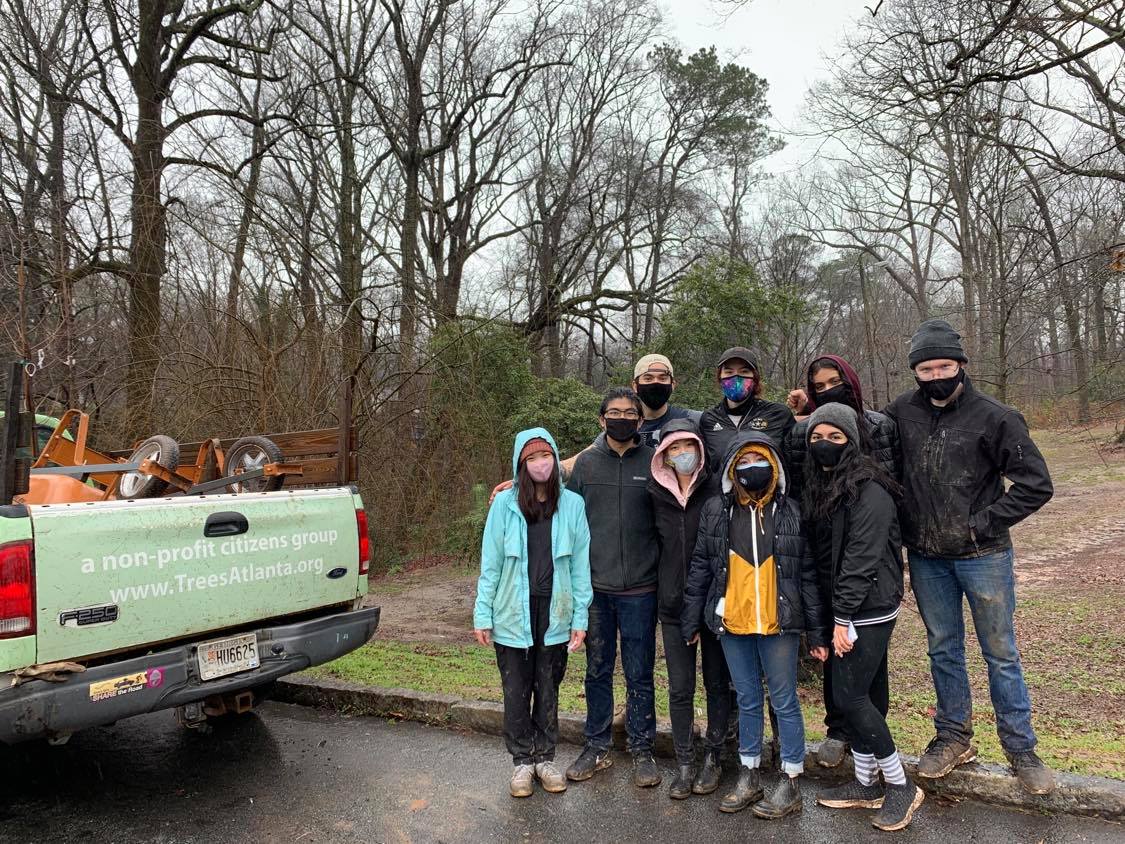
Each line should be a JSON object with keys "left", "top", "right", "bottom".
{"left": 885, "top": 319, "right": 1055, "bottom": 795}
{"left": 564, "top": 387, "right": 662, "bottom": 789}
{"left": 700, "top": 347, "right": 795, "bottom": 473}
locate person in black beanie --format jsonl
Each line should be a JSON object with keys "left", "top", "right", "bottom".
{"left": 884, "top": 319, "right": 1055, "bottom": 795}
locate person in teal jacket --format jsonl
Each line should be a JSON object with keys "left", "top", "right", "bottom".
{"left": 473, "top": 427, "right": 593, "bottom": 799}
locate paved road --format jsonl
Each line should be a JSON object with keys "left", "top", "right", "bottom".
{"left": 0, "top": 701, "right": 1119, "bottom": 843}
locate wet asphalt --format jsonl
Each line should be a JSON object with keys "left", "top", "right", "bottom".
{"left": 0, "top": 701, "right": 1119, "bottom": 843}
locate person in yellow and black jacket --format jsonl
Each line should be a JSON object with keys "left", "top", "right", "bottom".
{"left": 680, "top": 431, "right": 827, "bottom": 821}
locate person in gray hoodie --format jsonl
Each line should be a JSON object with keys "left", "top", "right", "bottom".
{"left": 564, "top": 387, "right": 663, "bottom": 789}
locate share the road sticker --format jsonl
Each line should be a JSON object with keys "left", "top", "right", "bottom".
{"left": 88, "top": 671, "right": 148, "bottom": 702}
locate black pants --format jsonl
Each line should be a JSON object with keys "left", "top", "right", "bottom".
{"left": 823, "top": 635, "right": 889, "bottom": 741}
{"left": 495, "top": 595, "right": 568, "bottom": 765}
{"left": 662, "top": 622, "right": 731, "bottom": 765}
{"left": 830, "top": 619, "right": 896, "bottom": 758}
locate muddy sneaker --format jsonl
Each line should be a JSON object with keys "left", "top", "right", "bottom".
{"left": 668, "top": 763, "right": 693, "bottom": 799}
{"left": 632, "top": 752, "right": 662, "bottom": 788}
{"left": 719, "top": 766, "right": 763, "bottom": 813}
{"left": 916, "top": 735, "right": 976, "bottom": 779}
{"left": 752, "top": 775, "right": 802, "bottom": 819}
{"left": 816, "top": 779, "right": 885, "bottom": 809}
{"left": 566, "top": 745, "right": 613, "bottom": 782}
{"left": 692, "top": 749, "right": 722, "bottom": 795}
{"left": 1005, "top": 750, "right": 1055, "bottom": 795}
{"left": 510, "top": 764, "right": 535, "bottom": 798}
{"left": 817, "top": 737, "right": 849, "bottom": 768}
{"left": 535, "top": 761, "right": 567, "bottom": 794}
{"left": 871, "top": 781, "right": 924, "bottom": 831}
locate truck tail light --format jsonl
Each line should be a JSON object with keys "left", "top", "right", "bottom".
{"left": 0, "top": 540, "right": 34, "bottom": 638}
{"left": 356, "top": 509, "right": 370, "bottom": 575}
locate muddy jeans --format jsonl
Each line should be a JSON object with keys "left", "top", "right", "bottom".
{"left": 495, "top": 595, "right": 568, "bottom": 765}
{"left": 830, "top": 619, "right": 896, "bottom": 758}
{"left": 584, "top": 590, "right": 657, "bottom": 754}
{"left": 909, "top": 548, "right": 1037, "bottom": 753}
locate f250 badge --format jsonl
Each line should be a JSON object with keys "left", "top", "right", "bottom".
{"left": 59, "top": 604, "right": 119, "bottom": 628}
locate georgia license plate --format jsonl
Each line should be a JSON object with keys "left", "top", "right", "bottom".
{"left": 197, "top": 633, "right": 260, "bottom": 681}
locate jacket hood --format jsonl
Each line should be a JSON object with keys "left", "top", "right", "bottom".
{"left": 805, "top": 354, "right": 865, "bottom": 413}
{"left": 720, "top": 431, "right": 786, "bottom": 498}
{"left": 511, "top": 427, "right": 562, "bottom": 490}
{"left": 651, "top": 424, "right": 705, "bottom": 507}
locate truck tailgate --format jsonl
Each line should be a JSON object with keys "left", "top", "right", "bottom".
{"left": 30, "top": 488, "right": 363, "bottom": 662}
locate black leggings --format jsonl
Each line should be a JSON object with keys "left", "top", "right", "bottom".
{"left": 823, "top": 639, "right": 889, "bottom": 742}
{"left": 830, "top": 619, "right": 896, "bottom": 759}
{"left": 495, "top": 595, "right": 568, "bottom": 765}
{"left": 661, "top": 622, "right": 731, "bottom": 764}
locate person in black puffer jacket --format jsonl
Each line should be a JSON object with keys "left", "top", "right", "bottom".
{"left": 680, "top": 431, "right": 826, "bottom": 821}
{"left": 647, "top": 418, "right": 728, "bottom": 799}
{"left": 799, "top": 402, "right": 924, "bottom": 831}
{"left": 784, "top": 354, "right": 898, "bottom": 498}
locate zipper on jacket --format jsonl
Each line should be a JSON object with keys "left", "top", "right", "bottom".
{"left": 751, "top": 506, "right": 761, "bottom": 633}
{"left": 618, "top": 456, "right": 626, "bottom": 591}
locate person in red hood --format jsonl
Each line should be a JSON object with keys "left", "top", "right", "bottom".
{"left": 782, "top": 355, "right": 900, "bottom": 769}
{"left": 647, "top": 418, "right": 730, "bottom": 800}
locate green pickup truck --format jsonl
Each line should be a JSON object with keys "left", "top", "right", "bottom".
{"left": 0, "top": 365, "right": 379, "bottom": 743}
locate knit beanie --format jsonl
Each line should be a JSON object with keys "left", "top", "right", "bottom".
{"left": 518, "top": 437, "right": 552, "bottom": 465}
{"left": 806, "top": 402, "right": 861, "bottom": 446}
{"left": 908, "top": 319, "right": 968, "bottom": 368}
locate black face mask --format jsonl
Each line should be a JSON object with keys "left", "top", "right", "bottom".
{"left": 916, "top": 368, "right": 965, "bottom": 402}
{"left": 604, "top": 418, "right": 639, "bottom": 443}
{"left": 815, "top": 382, "right": 852, "bottom": 408}
{"left": 810, "top": 440, "right": 847, "bottom": 468}
{"left": 735, "top": 464, "right": 773, "bottom": 493}
{"left": 636, "top": 382, "right": 673, "bottom": 410}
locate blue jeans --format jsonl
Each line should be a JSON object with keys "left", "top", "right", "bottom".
{"left": 584, "top": 590, "right": 657, "bottom": 754}
{"left": 720, "top": 632, "right": 805, "bottom": 775}
{"left": 909, "top": 548, "right": 1037, "bottom": 753}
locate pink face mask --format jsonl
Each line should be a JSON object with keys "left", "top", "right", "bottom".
{"left": 525, "top": 456, "right": 555, "bottom": 483}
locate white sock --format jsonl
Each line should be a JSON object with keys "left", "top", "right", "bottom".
{"left": 853, "top": 751, "right": 877, "bottom": 786}
{"left": 739, "top": 753, "right": 761, "bottom": 769}
{"left": 877, "top": 751, "right": 907, "bottom": 786}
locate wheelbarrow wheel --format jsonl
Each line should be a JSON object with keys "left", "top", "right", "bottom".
{"left": 118, "top": 435, "right": 181, "bottom": 499}
{"left": 223, "top": 436, "right": 285, "bottom": 493}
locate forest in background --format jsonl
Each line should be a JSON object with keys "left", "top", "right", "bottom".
{"left": 3, "top": 0, "right": 1123, "bottom": 566}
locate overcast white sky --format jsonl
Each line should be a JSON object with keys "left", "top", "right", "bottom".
{"left": 661, "top": 0, "right": 871, "bottom": 174}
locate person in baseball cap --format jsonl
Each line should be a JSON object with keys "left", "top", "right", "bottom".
{"left": 631, "top": 353, "right": 702, "bottom": 449}
{"left": 699, "top": 347, "right": 795, "bottom": 476}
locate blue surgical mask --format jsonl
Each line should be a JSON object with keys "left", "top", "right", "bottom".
{"left": 667, "top": 451, "right": 700, "bottom": 476}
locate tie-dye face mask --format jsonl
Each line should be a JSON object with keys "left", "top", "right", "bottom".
{"left": 721, "top": 375, "right": 755, "bottom": 402}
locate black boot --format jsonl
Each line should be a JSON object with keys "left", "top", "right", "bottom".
{"left": 719, "top": 765, "right": 762, "bottom": 813}
{"left": 669, "top": 764, "right": 693, "bottom": 799}
{"left": 752, "top": 775, "right": 802, "bottom": 819}
{"left": 692, "top": 750, "right": 721, "bottom": 795}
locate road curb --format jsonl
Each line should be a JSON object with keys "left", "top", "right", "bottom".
{"left": 274, "top": 675, "right": 1124, "bottom": 822}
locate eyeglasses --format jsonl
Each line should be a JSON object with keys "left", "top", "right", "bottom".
{"left": 604, "top": 410, "right": 641, "bottom": 420}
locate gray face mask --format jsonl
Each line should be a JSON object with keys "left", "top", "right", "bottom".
{"left": 667, "top": 451, "right": 700, "bottom": 476}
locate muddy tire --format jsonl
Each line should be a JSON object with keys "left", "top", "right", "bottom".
{"left": 118, "top": 435, "right": 180, "bottom": 499}
{"left": 223, "top": 436, "right": 285, "bottom": 493}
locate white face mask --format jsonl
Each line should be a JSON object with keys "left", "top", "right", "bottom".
{"left": 667, "top": 451, "right": 700, "bottom": 476}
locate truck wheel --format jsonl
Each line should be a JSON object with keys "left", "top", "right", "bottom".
{"left": 118, "top": 435, "right": 180, "bottom": 499}
{"left": 224, "top": 436, "right": 285, "bottom": 493}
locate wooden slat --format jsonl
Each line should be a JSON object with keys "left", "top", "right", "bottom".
{"left": 107, "top": 427, "right": 355, "bottom": 460}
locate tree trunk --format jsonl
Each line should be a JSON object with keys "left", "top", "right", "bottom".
{"left": 126, "top": 1, "right": 168, "bottom": 441}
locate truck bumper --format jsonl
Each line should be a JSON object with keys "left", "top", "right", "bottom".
{"left": 0, "top": 606, "right": 380, "bottom": 744}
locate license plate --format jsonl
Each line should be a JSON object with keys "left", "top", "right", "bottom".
{"left": 197, "top": 633, "right": 260, "bottom": 681}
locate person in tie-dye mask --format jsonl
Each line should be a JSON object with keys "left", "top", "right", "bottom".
{"left": 699, "top": 347, "right": 795, "bottom": 478}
